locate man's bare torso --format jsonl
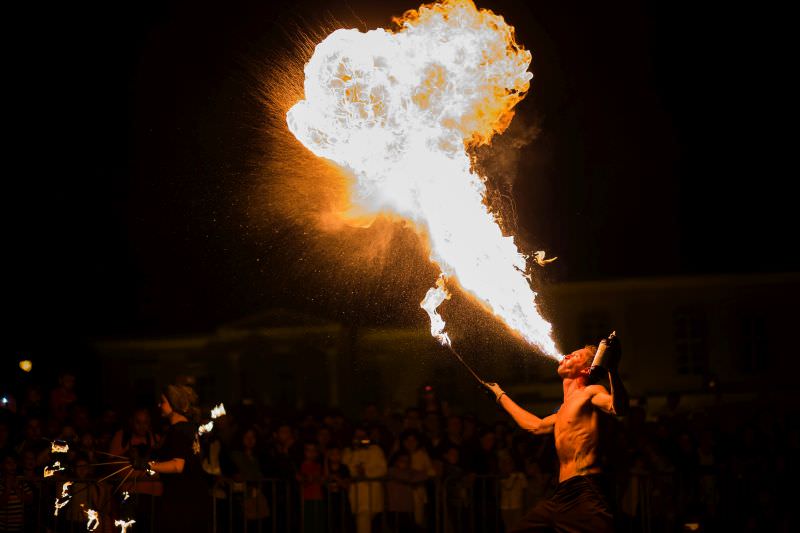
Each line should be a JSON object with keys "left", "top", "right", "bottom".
{"left": 554, "top": 387, "right": 602, "bottom": 482}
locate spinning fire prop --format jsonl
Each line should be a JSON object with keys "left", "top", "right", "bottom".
{"left": 115, "top": 519, "right": 136, "bottom": 533}
{"left": 287, "top": 0, "right": 559, "bottom": 359}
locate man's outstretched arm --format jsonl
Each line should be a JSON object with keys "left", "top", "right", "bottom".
{"left": 485, "top": 383, "right": 556, "bottom": 434}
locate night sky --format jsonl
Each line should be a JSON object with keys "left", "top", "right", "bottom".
{"left": 8, "top": 0, "right": 795, "bottom": 364}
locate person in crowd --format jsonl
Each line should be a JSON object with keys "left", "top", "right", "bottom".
{"left": 485, "top": 339, "right": 628, "bottom": 532}
{"left": 472, "top": 427, "right": 501, "bottom": 531}
{"left": 343, "top": 424, "right": 387, "bottom": 533}
{"left": 398, "top": 429, "right": 435, "bottom": 528}
{"left": 298, "top": 441, "right": 325, "bottom": 532}
{"left": 18, "top": 387, "right": 44, "bottom": 421}
{"left": 13, "top": 420, "right": 47, "bottom": 468}
{"left": 316, "top": 426, "right": 333, "bottom": 456}
{"left": 0, "top": 453, "right": 32, "bottom": 533}
{"left": 265, "top": 421, "right": 301, "bottom": 532}
{"left": 0, "top": 424, "right": 11, "bottom": 459}
{"left": 136, "top": 385, "right": 210, "bottom": 532}
{"left": 435, "top": 415, "right": 463, "bottom": 458}
{"left": 18, "top": 451, "right": 39, "bottom": 533}
{"left": 49, "top": 372, "right": 77, "bottom": 422}
{"left": 109, "top": 407, "right": 162, "bottom": 532}
{"left": 499, "top": 451, "right": 528, "bottom": 531}
{"left": 439, "top": 445, "right": 469, "bottom": 533}
{"left": 231, "top": 427, "right": 269, "bottom": 529}
{"left": 385, "top": 451, "right": 427, "bottom": 532}
{"left": 324, "top": 445, "right": 352, "bottom": 533}
{"left": 65, "top": 454, "right": 110, "bottom": 532}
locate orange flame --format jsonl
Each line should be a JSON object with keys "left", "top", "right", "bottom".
{"left": 287, "top": 0, "right": 558, "bottom": 358}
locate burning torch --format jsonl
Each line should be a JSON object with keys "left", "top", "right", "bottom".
{"left": 587, "top": 331, "right": 620, "bottom": 385}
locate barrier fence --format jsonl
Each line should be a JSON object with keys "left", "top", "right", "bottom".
{"left": 5, "top": 473, "right": 683, "bottom": 532}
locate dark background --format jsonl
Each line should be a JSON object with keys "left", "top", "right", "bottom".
{"left": 7, "top": 0, "right": 795, "bottom": 370}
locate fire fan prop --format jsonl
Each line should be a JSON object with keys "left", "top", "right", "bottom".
{"left": 287, "top": 0, "right": 558, "bottom": 359}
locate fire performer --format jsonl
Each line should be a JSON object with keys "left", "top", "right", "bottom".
{"left": 484, "top": 335, "right": 628, "bottom": 532}
{"left": 132, "top": 385, "right": 210, "bottom": 532}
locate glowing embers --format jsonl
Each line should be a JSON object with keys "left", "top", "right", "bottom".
{"left": 286, "top": 0, "right": 558, "bottom": 358}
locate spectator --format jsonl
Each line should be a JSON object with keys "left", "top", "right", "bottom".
{"left": 343, "top": 425, "right": 387, "bottom": 533}
{"left": 324, "top": 445, "right": 352, "bottom": 533}
{"left": 0, "top": 453, "right": 32, "bottom": 533}
{"left": 439, "top": 445, "right": 469, "bottom": 533}
{"left": 49, "top": 372, "right": 76, "bottom": 422}
{"left": 298, "top": 442, "right": 325, "bottom": 532}
{"left": 231, "top": 428, "right": 269, "bottom": 529}
{"left": 498, "top": 451, "right": 528, "bottom": 530}
{"left": 65, "top": 454, "right": 110, "bottom": 531}
{"left": 385, "top": 451, "right": 427, "bottom": 532}
{"left": 398, "top": 429, "right": 435, "bottom": 528}
{"left": 0, "top": 424, "right": 11, "bottom": 459}
{"left": 14, "top": 420, "right": 47, "bottom": 468}
{"left": 109, "top": 407, "right": 162, "bottom": 532}
{"left": 435, "top": 415, "right": 463, "bottom": 458}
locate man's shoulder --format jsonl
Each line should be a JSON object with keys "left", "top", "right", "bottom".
{"left": 584, "top": 384, "right": 610, "bottom": 397}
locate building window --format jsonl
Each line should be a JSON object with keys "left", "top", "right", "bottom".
{"left": 739, "top": 313, "right": 768, "bottom": 373}
{"left": 673, "top": 307, "right": 708, "bottom": 375}
{"left": 578, "top": 311, "right": 612, "bottom": 347}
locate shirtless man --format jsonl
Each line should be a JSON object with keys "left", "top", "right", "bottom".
{"left": 485, "top": 338, "right": 628, "bottom": 532}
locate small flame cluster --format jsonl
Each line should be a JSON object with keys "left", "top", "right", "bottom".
{"left": 287, "top": 0, "right": 559, "bottom": 358}
{"left": 115, "top": 519, "right": 136, "bottom": 533}
{"left": 85, "top": 507, "right": 99, "bottom": 531}
{"left": 53, "top": 481, "right": 72, "bottom": 516}
{"left": 198, "top": 402, "right": 226, "bottom": 435}
{"left": 43, "top": 461, "right": 64, "bottom": 478}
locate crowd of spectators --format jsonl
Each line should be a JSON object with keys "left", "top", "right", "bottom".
{"left": 1, "top": 373, "right": 797, "bottom": 532}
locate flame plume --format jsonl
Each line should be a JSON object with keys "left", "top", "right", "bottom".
{"left": 287, "top": 0, "right": 558, "bottom": 358}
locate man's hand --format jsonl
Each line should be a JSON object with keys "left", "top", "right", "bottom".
{"left": 605, "top": 334, "right": 622, "bottom": 371}
{"left": 484, "top": 382, "right": 505, "bottom": 403}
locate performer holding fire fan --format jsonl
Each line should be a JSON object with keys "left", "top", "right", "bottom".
{"left": 485, "top": 333, "right": 628, "bottom": 532}
{"left": 131, "top": 385, "right": 211, "bottom": 532}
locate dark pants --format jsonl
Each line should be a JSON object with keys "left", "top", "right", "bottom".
{"left": 510, "top": 475, "right": 613, "bottom": 533}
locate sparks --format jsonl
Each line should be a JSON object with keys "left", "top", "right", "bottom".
{"left": 198, "top": 421, "right": 214, "bottom": 435}
{"left": 122, "top": 491, "right": 131, "bottom": 501}
{"left": 287, "top": 0, "right": 559, "bottom": 358}
{"left": 115, "top": 519, "right": 136, "bottom": 533}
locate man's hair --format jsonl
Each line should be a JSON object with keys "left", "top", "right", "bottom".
{"left": 581, "top": 345, "right": 598, "bottom": 367}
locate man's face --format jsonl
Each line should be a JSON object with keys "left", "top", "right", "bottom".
{"left": 557, "top": 347, "right": 593, "bottom": 379}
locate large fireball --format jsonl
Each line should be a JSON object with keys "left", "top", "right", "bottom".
{"left": 287, "top": 0, "right": 558, "bottom": 359}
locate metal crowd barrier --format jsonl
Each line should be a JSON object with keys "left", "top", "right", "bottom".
{"left": 6, "top": 472, "right": 686, "bottom": 532}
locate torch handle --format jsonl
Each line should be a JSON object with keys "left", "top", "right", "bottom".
{"left": 446, "top": 345, "right": 487, "bottom": 386}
